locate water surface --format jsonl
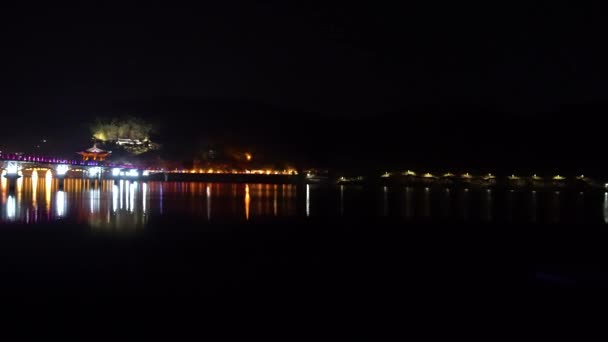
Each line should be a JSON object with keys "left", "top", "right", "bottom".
{"left": 1, "top": 174, "right": 607, "bottom": 229}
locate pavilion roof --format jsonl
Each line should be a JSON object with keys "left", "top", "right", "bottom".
{"left": 79, "top": 144, "right": 111, "bottom": 154}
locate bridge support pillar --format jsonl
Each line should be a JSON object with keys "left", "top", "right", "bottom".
{"left": 57, "top": 176, "right": 66, "bottom": 191}
{"left": 4, "top": 173, "right": 20, "bottom": 194}
{"left": 56, "top": 165, "right": 70, "bottom": 190}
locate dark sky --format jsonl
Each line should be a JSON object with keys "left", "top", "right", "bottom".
{"left": 2, "top": 3, "right": 606, "bottom": 115}
{"left": 1, "top": 2, "right": 607, "bottom": 169}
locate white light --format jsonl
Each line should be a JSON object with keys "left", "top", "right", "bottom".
{"left": 306, "top": 184, "right": 310, "bottom": 217}
{"left": 142, "top": 183, "right": 147, "bottom": 214}
{"left": 112, "top": 185, "right": 118, "bottom": 212}
{"left": 7, "top": 195, "right": 16, "bottom": 220}
{"left": 119, "top": 180, "right": 124, "bottom": 210}
{"left": 56, "top": 191, "right": 66, "bottom": 217}
{"left": 143, "top": 170, "right": 150, "bottom": 176}
{"left": 90, "top": 189, "right": 100, "bottom": 214}
{"left": 120, "top": 171, "right": 125, "bottom": 176}
{"left": 56, "top": 164, "right": 69, "bottom": 176}
{"left": 127, "top": 169, "right": 139, "bottom": 177}
{"left": 112, "top": 168, "right": 121, "bottom": 177}
{"left": 6, "top": 163, "right": 18, "bottom": 175}
{"left": 88, "top": 167, "right": 101, "bottom": 177}
{"left": 129, "top": 183, "right": 135, "bottom": 212}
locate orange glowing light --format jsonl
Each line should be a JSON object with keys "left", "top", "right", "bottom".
{"left": 1, "top": 170, "right": 6, "bottom": 190}
{"left": 245, "top": 153, "right": 252, "bottom": 161}
{"left": 245, "top": 184, "right": 250, "bottom": 220}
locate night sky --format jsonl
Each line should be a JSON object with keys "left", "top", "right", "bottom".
{"left": 1, "top": 3, "right": 607, "bottom": 170}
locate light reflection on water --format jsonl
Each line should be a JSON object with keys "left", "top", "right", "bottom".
{"left": 245, "top": 184, "right": 250, "bottom": 220}
{"left": 529, "top": 191, "right": 537, "bottom": 223}
{"left": 441, "top": 188, "right": 451, "bottom": 218}
{"left": 382, "top": 186, "right": 388, "bottom": 217}
{"left": 339, "top": 185, "right": 344, "bottom": 216}
{"left": 604, "top": 192, "right": 608, "bottom": 224}
{"left": 56, "top": 191, "right": 66, "bottom": 217}
{"left": 1, "top": 170, "right": 6, "bottom": 190}
{"left": 31, "top": 171, "right": 38, "bottom": 210}
{"left": 305, "top": 184, "right": 310, "bottom": 217}
{"left": 143, "top": 182, "right": 147, "bottom": 214}
{"left": 6, "top": 195, "right": 16, "bottom": 220}
{"left": 483, "top": 189, "right": 493, "bottom": 222}
{"left": 422, "top": 187, "right": 430, "bottom": 217}
{"left": 0, "top": 178, "right": 607, "bottom": 228}
{"left": 206, "top": 185, "right": 211, "bottom": 220}
{"left": 462, "top": 188, "right": 470, "bottom": 220}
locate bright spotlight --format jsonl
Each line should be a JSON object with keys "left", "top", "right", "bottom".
{"left": 6, "top": 163, "right": 18, "bottom": 175}
{"left": 56, "top": 164, "right": 69, "bottom": 176}
{"left": 88, "top": 167, "right": 101, "bottom": 177}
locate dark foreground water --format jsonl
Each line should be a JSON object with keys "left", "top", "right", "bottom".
{"left": 0, "top": 178, "right": 607, "bottom": 313}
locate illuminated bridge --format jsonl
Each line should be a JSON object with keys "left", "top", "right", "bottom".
{"left": 0, "top": 152, "right": 300, "bottom": 190}
{"left": 0, "top": 152, "right": 146, "bottom": 191}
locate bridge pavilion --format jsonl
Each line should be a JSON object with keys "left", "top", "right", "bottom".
{"left": 77, "top": 144, "right": 111, "bottom": 161}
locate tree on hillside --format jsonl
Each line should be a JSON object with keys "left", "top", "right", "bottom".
{"left": 91, "top": 116, "right": 155, "bottom": 142}
{"left": 90, "top": 116, "right": 159, "bottom": 155}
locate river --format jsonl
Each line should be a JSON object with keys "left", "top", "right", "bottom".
{"left": 1, "top": 174, "right": 607, "bottom": 227}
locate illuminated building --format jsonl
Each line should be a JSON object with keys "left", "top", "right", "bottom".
{"left": 77, "top": 144, "right": 111, "bottom": 161}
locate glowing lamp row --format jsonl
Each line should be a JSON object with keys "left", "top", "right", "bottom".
{"left": 111, "top": 168, "right": 143, "bottom": 177}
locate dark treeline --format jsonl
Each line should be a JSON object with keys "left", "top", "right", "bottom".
{"left": 139, "top": 100, "right": 606, "bottom": 177}
{"left": 1, "top": 98, "right": 604, "bottom": 176}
